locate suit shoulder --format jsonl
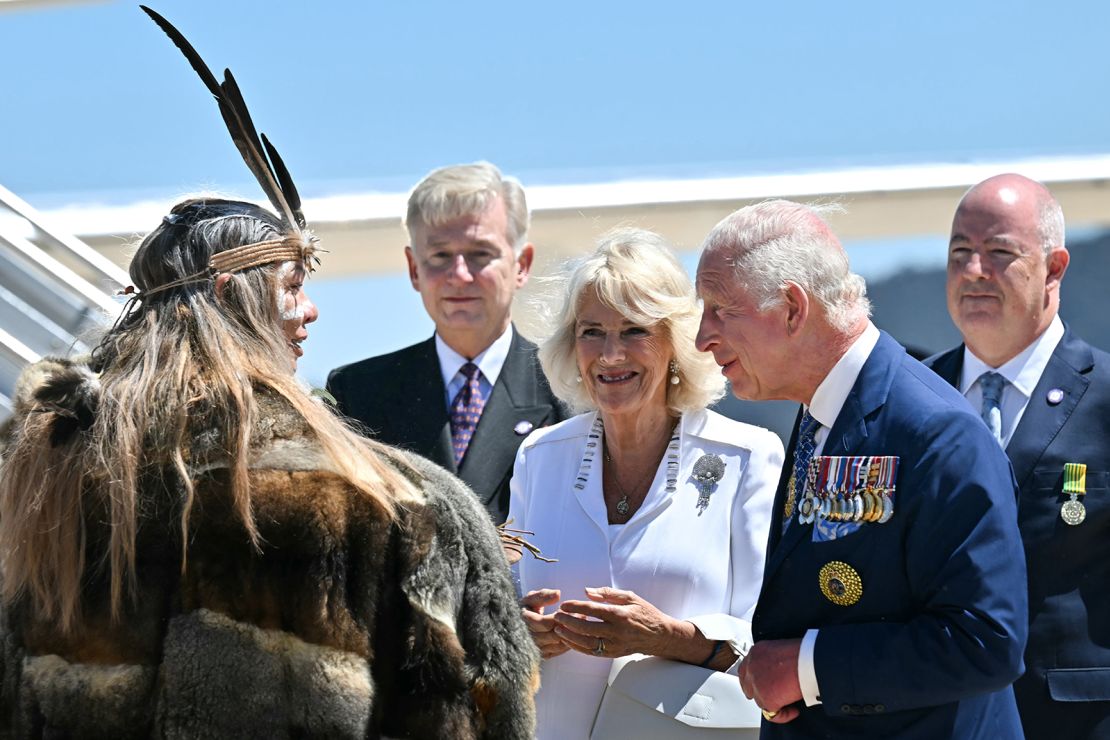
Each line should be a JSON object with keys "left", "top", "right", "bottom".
{"left": 922, "top": 344, "right": 961, "bottom": 371}
{"left": 686, "top": 408, "right": 785, "bottom": 458}
{"left": 512, "top": 332, "right": 540, "bottom": 352}
{"left": 1083, "top": 341, "right": 1110, "bottom": 376}
{"left": 328, "top": 340, "right": 433, "bottom": 385}
{"left": 879, "top": 357, "right": 1004, "bottom": 456}
{"left": 895, "top": 356, "right": 977, "bottom": 417}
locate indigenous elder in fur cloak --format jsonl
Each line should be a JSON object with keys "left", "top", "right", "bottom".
{"left": 0, "top": 8, "right": 538, "bottom": 739}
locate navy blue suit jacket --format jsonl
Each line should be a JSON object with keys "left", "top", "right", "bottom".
{"left": 326, "top": 328, "right": 566, "bottom": 524}
{"left": 754, "top": 331, "right": 1028, "bottom": 739}
{"left": 927, "top": 326, "right": 1110, "bottom": 739}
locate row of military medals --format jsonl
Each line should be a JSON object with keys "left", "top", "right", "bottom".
{"left": 1060, "top": 462, "right": 1087, "bottom": 526}
{"left": 796, "top": 455, "right": 898, "bottom": 525}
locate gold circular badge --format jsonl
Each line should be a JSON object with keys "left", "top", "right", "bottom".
{"left": 819, "top": 561, "right": 863, "bottom": 606}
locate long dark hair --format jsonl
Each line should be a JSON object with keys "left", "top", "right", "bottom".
{"left": 0, "top": 198, "right": 412, "bottom": 632}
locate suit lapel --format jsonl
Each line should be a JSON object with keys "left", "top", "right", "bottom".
{"left": 458, "top": 330, "right": 553, "bottom": 503}
{"left": 927, "top": 346, "right": 964, "bottom": 388}
{"left": 766, "top": 408, "right": 802, "bottom": 556}
{"left": 390, "top": 337, "right": 455, "bottom": 471}
{"left": 763, "top": 333, "right": 899, "bottom": 581}
{"left": 765, "top": 409, "right": 814, "bottom": 575}
{"left": 1005, "top": 329, "right": 1093, "bottom": 490}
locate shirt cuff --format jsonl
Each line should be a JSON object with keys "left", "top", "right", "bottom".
{"left": 799, "top": 628, "right": 822, "bottom": 706}
{"left": 686, "top": 614, "right": 753, "bottom": 663}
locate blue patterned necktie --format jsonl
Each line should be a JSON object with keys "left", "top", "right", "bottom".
{"left": 784, "top": 411, "right": 820, "bottom": 534}
{"left": 978, "top": 371, "right": 1006, "bottom": 446}
{"left": 450, "top": 362, "right": 487, "bottom": 466}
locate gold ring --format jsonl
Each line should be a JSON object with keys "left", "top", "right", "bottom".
{"left": 761, "top": 709, "right": 778, "bottom": 721}
{"left": 593, "top": 638, "right": 605, "bottom": 656}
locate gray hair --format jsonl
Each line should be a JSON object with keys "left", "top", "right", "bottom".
{"left": 701, "top": 200, "right": 870, "bottom": 333}
{"left": 405, "top": 161, "right": 530, "bottom": 248}
{"left": 538, "top": 227, "right": 725, "bottom": 414}
{"left": 1037, "top": 193, "right": 1066, "bottom": 255}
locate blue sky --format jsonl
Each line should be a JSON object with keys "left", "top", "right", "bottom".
{"left": 2, "top": 0, "right": 1108, "bottom": 385}
{"left": 4, "top": 0, "right": 1108, "bottom": 201}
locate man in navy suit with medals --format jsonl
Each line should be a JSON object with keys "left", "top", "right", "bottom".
{"left": 328, "top": 162, "right": 565, "bottom": 524}
{"left": 695, "top": 200, "right": 1027, "bottom": 738}
{"left": 926, "top": 173, "right": 1110, "bottom": 739}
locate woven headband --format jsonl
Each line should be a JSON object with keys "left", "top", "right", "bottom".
{"left": 120, "top": 234, "right": 319, "bottom": 300}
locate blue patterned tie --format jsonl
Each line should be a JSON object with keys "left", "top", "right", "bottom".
{"left": 784, "top": 411, "right": 820, "bottom": 533}
{"left": 450, "top": 362, "right": 487, "bottom": 466}
{"left": 978, "top": 371, "right": 1006, "bottom": 446}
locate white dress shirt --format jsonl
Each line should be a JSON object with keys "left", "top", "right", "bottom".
{"left": 796, "top": 321, "right": 881, "bottom": 706}
{"left": 435, "top": 325, "right": 513, "bottom": 407}
{"left": 959, "top": 314, "right": 1064, "bottom": 449}
{"left": 510, "top": 409, "right": 785, "bottom": 739}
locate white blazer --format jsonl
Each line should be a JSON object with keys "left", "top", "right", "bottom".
{"left": 509, "top": 408, "right": 785, "bottom": 740}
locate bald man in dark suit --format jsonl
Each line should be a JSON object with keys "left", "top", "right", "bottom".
{"left": 925, "top": 173, "right": 1110, "bottom": 739}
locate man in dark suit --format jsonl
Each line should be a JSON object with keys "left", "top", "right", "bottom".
{"left": 328, "top": 162, "right": 565, "bottom": 524}
{"left": 925, "top": 173, "right": 1110, "bottom": 739}
{"left": 695, "top": 200, "right": 1027, "bottom": 739}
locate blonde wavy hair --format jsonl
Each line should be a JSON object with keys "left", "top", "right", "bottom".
{"left": 0, "top": 198, "right": 416, "bottom": 633}
{"left": 538, "top": 227, "right": 724, "bottom": 415}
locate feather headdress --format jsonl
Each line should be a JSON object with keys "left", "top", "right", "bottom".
{"left": 137, "top": 5, "right": 318, "bottom": 291}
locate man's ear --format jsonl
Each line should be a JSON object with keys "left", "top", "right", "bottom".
{"left": 214, "top": 272, "right": 232, "bottom": 302}
{"left": 514, "top": 243, "right": 535, "bottom": 288}
{"left": 783, "top": 281, "right": 810, "bottom": 336}
{"left": 1046, "top": 246, "right": 1069, "bottom": 292}
{"left": 405, "top": 246, "right": 420, "bottom": 291}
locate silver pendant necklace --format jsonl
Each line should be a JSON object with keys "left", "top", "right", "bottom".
{"left": 573, "top": 415, "right": 681, "bottom": 522}
{"left": 602, "top": 419, "right": 680, "bottom": 521}
{"left": 604, "top": 446, "right": 653, "bottom": 520}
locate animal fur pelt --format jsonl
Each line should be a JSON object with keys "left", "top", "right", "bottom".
{"left": 0, "top": 359, "right": 539, "bottom": 737}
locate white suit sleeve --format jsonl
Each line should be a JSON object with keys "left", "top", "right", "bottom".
{"left": 687, "top": 430, "right": 784, "bottom": 659}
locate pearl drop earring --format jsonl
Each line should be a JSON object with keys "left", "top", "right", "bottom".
{"left": 669, "top": 360, "right": 680, "bottom": 385}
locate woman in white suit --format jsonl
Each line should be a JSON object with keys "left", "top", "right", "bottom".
{"left": 509, "top": 228, "right": 785, "bottom": 739}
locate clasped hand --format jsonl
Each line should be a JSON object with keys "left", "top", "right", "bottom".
{"left": 737, "top": 638, "right": 804, "bottom": 724}
{"left": 520, "top": 586, "right": 676, "bottom": 659}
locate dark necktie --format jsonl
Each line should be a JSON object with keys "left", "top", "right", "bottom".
{"left": 450, "top": 362, "right": 486, "bottom": 466}
{"left": 978, "top": 371, "right": 1006, "bottom": 446}
{"left": 784, "top": 411, "right": 820, "bottom": 534}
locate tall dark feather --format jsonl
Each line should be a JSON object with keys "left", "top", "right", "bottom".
{"left": 140, "top": 5, "right": 304, "bottom": 233}
{"left": 218, "top": 71, "right": 265, "bottom": 154}
{"left": 139, "top": 6, "right": 221, "bottom": 98}
{"left": 262, "top": 134, "right": 305, "bottom": 229}
{"left": 214, "top": 70, "right": 298, "bottom": 227}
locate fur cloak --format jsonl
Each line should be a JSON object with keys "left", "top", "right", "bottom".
{"left": 0, "top": 359, "right": 538, "bottom": 738}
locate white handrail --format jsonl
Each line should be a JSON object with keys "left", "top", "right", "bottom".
{"left": 0, "top": 182, "right": 129, "bottom": 288}
{"left": 0, "top": 226, "right": 120, "bottom": 316}
{"left": 0, "top": 327, "right": 40, "bottom": 366}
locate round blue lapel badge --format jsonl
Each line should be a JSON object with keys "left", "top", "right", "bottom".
{"left": 514, "top": 420, "right": 534, "bottom": 436}
{"left": 1046, "top": 388, "right": 1065, "bottom": 406}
